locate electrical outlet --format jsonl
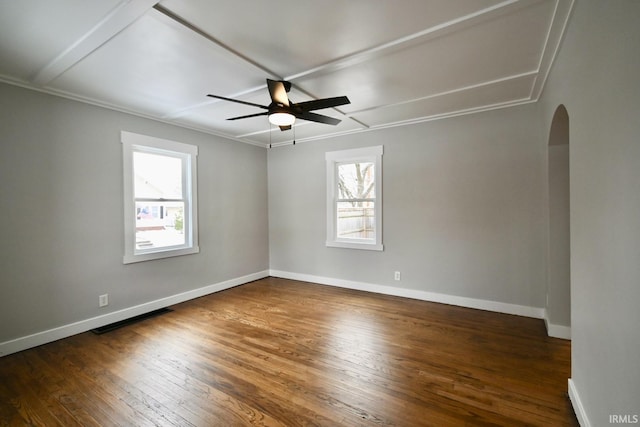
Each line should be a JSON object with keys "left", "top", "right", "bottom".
{"left": 99, "top": 294, "right": 109, "bottom": 307}
{"left": 394, "top": 271, "right": 401, "bottom": 281}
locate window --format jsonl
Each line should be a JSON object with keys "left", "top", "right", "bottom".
{"left": 326, "top": 145, "right": 383, "bottom": 251}
{"left": 121, "top": 131, "right": 199, "bottom": 263}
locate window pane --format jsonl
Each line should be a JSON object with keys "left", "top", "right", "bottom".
{"left": 337, "top": 201, "right": 375, "bottom": 240}
{"left": 338, "top": 162, "right": 375, "bottom": 199}
{"left": 133, "top": 151, "right": 182, "bottom": 199}
{"left": 135, "top": 201, "right": 185, "bottom": 250}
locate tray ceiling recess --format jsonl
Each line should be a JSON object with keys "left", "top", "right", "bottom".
{"left": 0, "top": 0, "right": 573, "bottom": 147}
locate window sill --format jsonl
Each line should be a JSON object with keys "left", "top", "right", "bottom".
{"left": 326, "top": 241, "right": 383, "bottom": 251}
{"left": 123, "top": 246, "right": 200, "bottom": 264}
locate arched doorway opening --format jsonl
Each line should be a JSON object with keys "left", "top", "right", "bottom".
{"left": 546, "top": 105, "right": 571, "bottom": 339}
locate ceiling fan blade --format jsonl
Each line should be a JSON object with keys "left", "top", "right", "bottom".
{"left": 295, "top": 96, "right": 350, "bottom": 111}
{"left": 207, "top": 94, "right": 268, "bottom": 109}
{"left": 295, "top": 111, "right": 342, "bottom": 126}
{"left": 266, "top": 79, "right": 290, "bottom": 106}
{"left": 227, "top": 112, "right": 269, "bottom": 121}
{"left": 209, "top": 81, "right": 347, "bottom": 128}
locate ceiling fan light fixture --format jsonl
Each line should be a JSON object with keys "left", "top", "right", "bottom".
{"left": 269, "top": 112, "right": 296, "bottom": 126}
{"left": 209, "top": 78, "right": 349, "bottom": 131}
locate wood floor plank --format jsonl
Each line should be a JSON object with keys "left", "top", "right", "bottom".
{"left": 0, "top": 277, "right": 578, "bottom": 426}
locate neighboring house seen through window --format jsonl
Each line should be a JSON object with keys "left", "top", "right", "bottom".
{"left": 121, "top": 131, "right": 199, "bottom": 263}
{"left": 326, "top": 145, "right": 383, "bottom": 251}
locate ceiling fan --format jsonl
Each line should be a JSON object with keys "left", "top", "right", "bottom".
{"left": 207, "top": 79, "right": 350, "bottom": 131}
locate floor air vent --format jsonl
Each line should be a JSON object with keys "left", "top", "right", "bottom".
{"left": 91, "top": 308, "right": 172, "bottom": 334}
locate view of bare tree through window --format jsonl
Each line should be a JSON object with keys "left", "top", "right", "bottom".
{"left": 337, "top": 162, "right": 376, "bottom": 240}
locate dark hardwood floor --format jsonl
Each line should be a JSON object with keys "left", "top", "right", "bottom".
{"left": 0, "top": 277, "right": 578, "bottom": 426}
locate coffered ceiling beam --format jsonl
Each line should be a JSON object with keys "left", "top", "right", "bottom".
{"left": 32, "top": 0, "right": 158, "bottom": 85}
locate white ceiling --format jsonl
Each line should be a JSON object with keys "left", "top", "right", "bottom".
{"left": 0, "top": 0, "right": 573, "bottom": 147}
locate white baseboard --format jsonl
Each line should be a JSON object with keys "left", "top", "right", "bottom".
{"left": 2, "top": 270, "right": 564, "bottom": 357}
{"left": 0, "top": 270, "right": 269, "bottom": 357}
{"left": 544, "top": 313, "right": 572, "bottom": 340}
{"left": 569, "top": 378, "right": 591, "bottom": 427}
{"left": 269, "top": 270, "right": 545, "bottom": 319}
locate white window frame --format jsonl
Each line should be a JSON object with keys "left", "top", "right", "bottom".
{"left": 121, "top": 131, "right": 199, "bottom": 264}
{"left": 326, "top": 145, "right": 383, "bottom": 251}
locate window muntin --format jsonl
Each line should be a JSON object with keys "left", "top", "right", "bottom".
{"left": 326, "top": 146, "right": 383, "bottom": 251}
{"left": 122, "top": 131, "right": 198, "bottom": 263}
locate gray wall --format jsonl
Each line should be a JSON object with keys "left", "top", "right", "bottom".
{"left": 268, "top": 104, "right": 548, "bottom": 309}
{"left": 538, "top": 0, "right": 640, "bottom": 424}
{"left": 0, "top": 82, "right": 269, "bottom": 343}
{"left": 547, "top": 143, "right": 571, "bottom": 329}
